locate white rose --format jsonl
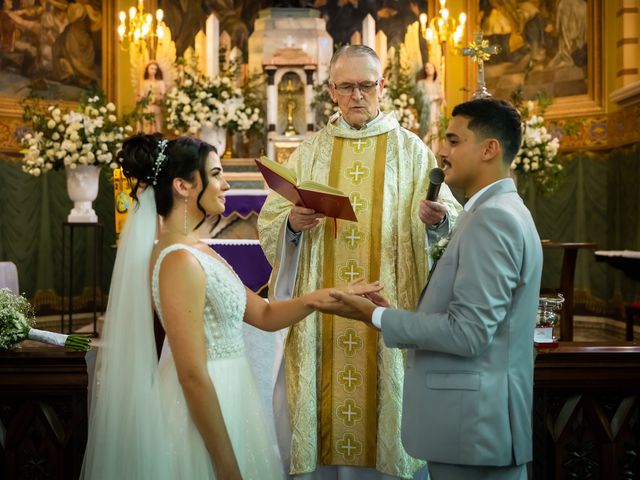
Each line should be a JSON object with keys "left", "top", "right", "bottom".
{"left": 107, "top": 103, "right": 116, "bottom": 111}
{"left": 32, "top": 168, "right": 41, "bottom": 176}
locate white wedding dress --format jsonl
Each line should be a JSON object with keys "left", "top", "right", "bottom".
{"left": 152, "top": 244, "right": 284, "bottom": 479}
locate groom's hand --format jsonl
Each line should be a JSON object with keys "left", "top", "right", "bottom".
{"left": 308, "top": 290, "right": 378, "bottom": 326}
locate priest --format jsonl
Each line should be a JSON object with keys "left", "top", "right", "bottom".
{"left": 258, "top": 45, "right": 461, "bottom": 479}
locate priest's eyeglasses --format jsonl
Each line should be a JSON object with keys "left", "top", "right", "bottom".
{"left": 331, "top": 79, "right": 381, "bottom": 96}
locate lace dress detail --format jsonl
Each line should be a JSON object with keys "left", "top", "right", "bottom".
{"left": 150, "top": 243, "right": 284, "bottom": 479}
{"left": 152, "top": 244, "right": 247, "bottom": 359}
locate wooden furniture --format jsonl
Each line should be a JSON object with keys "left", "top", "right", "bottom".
{"left": 541, "top": 242, "right": 597, "bottom": 341}
{"left": 594, "top": 250, "right": 640, "bottom": 341}
{"left": 533, "top": 343, "right": 640, "bottom": 479}
{"left": 60, "top": 222, "right": 104, "bottom": 336}
{"left": 0, "top": 346, "right": 88, "bottom": 480}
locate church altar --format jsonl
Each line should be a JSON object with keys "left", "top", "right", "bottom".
{"left": 222, "top": 189, "right": 268, "bottom": 220}
{"left": 204, "top": 239, "right": 271, "bottom": 294}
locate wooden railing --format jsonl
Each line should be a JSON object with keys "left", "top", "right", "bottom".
{"left": 0, "top": 347, "right": 88, "bottom": 480}
{"left": 533, "top": 343, "right": 640, "bottom": 479}
{"left": 2, "top": 343, "right": 639, "bottom": 479}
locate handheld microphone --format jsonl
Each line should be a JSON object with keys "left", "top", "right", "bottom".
{"left": 426, "top": 167, "right": 445, "bottom": 201}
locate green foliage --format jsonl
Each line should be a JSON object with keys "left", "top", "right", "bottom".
{"left": 0, "top": 289, "right": 35, "bottom": 350}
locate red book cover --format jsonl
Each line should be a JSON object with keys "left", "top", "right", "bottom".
{"left": 255, "top": 158, "right": 357, "bottom": 222}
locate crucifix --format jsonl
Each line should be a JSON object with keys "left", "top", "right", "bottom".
{"left": 462, "top": 32, "right": 499, "bottom": 99}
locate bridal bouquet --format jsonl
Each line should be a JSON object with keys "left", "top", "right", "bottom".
{"left": 20, "top": 94, "right": 131, "bottom": 176}
{"left": 0, "top": 288, "right": 91, "bottom": 351}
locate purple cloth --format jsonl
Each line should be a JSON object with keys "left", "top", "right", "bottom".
{"left": 207, "top": 240, "right": 272, "bottom": 293}
{"left": 223, "top": 191, "right": 268, "bottom": 218}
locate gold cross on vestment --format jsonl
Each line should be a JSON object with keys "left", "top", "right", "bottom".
{"left": 337, "top": 328, "right": 363, "bottom": 356}
{"left": 337, "top": 433, "right": 362, "bottom": 460}
{"left": 461, "top": 32, "right": 499, "bottom": 99}
{"left": 349, "top": 192, "right": 368, "bottom": 216}
{"left": 347, "top": 161, "right": 369, "bottom": 185}
{"left": 342, "top": 224, "right": 363, "bottom": 249}
{"left": 338, "top": 364, "right": 362, "bottom": 392}
{"left": 337, "top": 399, "right": 362, "bottom": 427}
{"left": 350, "top": 138, "right": 370, "bottom": 153}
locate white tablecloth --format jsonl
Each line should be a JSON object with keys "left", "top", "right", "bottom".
{"left": 0, "top": 262, "right": 19, "bottom": 294}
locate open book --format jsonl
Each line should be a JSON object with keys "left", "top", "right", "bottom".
{"left": 255, "top": 156, "right": 357, "bottom": 222}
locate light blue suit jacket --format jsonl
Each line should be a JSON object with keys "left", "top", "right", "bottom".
{"left": 381, "top": 179, "right": 542, "bottom": 467}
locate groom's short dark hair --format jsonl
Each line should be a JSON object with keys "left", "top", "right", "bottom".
{"left": 452, "top": 98, "right": 522, "bottom": 164}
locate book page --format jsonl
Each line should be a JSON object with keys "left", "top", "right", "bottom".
{"left": 258, "top": 156, "right": 297, "bottom": 185}
{"left": 298, "top": 180, "right": 345, "bottom": 196}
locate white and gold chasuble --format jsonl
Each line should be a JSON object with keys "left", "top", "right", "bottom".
{"left": 258, "top": 113, "right": 460, "bottom": 478}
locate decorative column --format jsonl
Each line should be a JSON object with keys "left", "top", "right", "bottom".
{"left": 617, "top": 0, "right": 639, "bottom": 87}
{"left": 205, "top": 14, "right": 219, "bottom": 76}
{"left": 304, "top": 66, "right": 316, "bottom": 132}
{"left": 362, "top": 14, "right": 375, "bottom": 49}
{"left": 610, "top": 0, "right": 640, "bottom": 104}
{"left": 265, "top": 66, "right": 277, "bottom": 133}
{"left": 265, "top": 66, "right": 277, "bottom": 160}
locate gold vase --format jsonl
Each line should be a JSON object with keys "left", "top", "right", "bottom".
{"left": 223, "top": 130, "right": 233, "bottom": 159}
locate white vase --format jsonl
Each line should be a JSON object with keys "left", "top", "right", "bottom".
{"left": 65, "top": 164, "right": 101, "bottom": 223}
{"left": 199, "top": 125, "right": 226, "bottom": 156}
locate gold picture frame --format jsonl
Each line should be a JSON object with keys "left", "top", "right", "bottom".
{"left": 465, "top": 0, "right": 604, "bottom": 119}
{"left": 0, "top": 1, "right": 117, "bottom": 153}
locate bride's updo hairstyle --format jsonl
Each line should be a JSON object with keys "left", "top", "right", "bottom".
{"left": 117, "top": 133, "right": 216, "bottom": 230}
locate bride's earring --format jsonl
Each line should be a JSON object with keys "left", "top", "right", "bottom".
{"left": 183, "top": 197, "right": 188, "bottom": 236}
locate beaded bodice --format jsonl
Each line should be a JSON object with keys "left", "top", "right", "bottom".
{"left": 152, "top": 244, "right": 247, "bottom": 359}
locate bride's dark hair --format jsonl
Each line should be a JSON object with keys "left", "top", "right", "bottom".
{"left": 117, "top": 133, "right": 216, "bottom": 230}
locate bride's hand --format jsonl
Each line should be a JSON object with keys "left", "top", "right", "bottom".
{"left": 340, "top": 279, "right": 390, "bottom": 306}
{"left": 336, "top": 278, "right": 384, "bottom": 297}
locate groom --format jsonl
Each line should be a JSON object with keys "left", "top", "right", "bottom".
{"left": 311, "top": 98, "right": 543, "bottom": 480}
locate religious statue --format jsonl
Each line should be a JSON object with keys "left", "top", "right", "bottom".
{"left": 416, "top": 61, "right": 445, "bottom": 143}
{"left": 138, "top": 61, "right": 167, "bottom": 133}
{"left": 279, "top": 76, "right": 303, "bottom": 136}
{"left": 128, "top": 25, "right": 177, "bottom": 134}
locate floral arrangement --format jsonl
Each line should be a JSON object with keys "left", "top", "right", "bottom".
{"left": 0, "top": 288, "right": 90, "bottom": 351}
{"left": 20, "top": 94, "right": 131, "bottom": 176}
{"left": 311, "top": 79, "right": 340, "bottom": 127}
{"left": 165, "top": 56, "right": 263, "bottom": 137}
{"left": 429, "top": 236, "right": 449, "bottom": 262}
{"left": 382, "top": 92, "right": 418, "bottom": 131}
{"left": 508, "top": 67, "right": 564, "bottom": 195}
{"left": 224, "top": 70, "right": 266, "bottom": 138}
{"left": 382, "top": 48, "right": 419, "bottom": 131}
{"left": 510, "top": 96, "right": 563, "bottom": 194}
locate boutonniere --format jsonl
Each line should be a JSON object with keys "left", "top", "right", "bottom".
{"left": 429, "top": 236, "right": 450, "bottom": 262}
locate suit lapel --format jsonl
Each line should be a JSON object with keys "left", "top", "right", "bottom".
{"left": 417, "top": 179, "right": 518, "bottom": 306}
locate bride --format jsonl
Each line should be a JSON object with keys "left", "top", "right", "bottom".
{"left": 81, "top": 134, "right": 381, "bottom": 479}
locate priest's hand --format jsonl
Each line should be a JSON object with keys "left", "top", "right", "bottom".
{"left": 419, "top": 199, "right": 447, "bottom": 226}
{"left": 288, "top": 206, "right": 326, "bottom": 232}
{"left": 308, "top": 290, "right": 378, "bottom": 326}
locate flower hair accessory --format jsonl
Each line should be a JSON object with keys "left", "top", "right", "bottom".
{"left": 150, "top": 139, "right": 168, "bottom": 185}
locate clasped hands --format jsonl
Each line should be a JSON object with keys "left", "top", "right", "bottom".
{"left": 307, "top": 279, "right": 390, "bottom": 329}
